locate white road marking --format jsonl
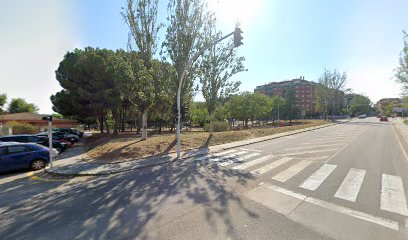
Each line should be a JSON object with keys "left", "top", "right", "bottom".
{"left": 212, "top": 150, "right": 237, "bottom": 156}
{"left": 234, "top": 154, "right": 275, "bottom": 170}
{"left": 381, "top": 174, "right": 408, "bottom": 216}
{"left": 251, "top": 157, "right": 293, "bottom": 175}
{"left": 312, "top": 137, "right": 351, "bottom": 141}
{"left": 272, "top": 160, "right": 313, "bottom": 182}
{"left": 219, "top": 153, "right": 261, "bottom": 167}
{"left": 282, "top": 148, "right": 339, "bottom": 156}
{"left": 259, "top": 182, "right": 399, "bottom": 231}
{"left": 239, "top": 148, "right": 263, "bottom": 152}
{"left": 286, "top": 144, "right": 343, "bottom": 151}
{"left": 301, "top": 140, "right": 349, "bottom": 145}
{"left": 334, "top": 168, "right": 366, "bottom": 202}
{"left": 294, "top": 156, "right": 329, "bottom": 161}
{"left": 210, "top": 151, "right": 247, "bottom": 162}
{"left": 299, "top": 164, "right": 337, "bottom": 190}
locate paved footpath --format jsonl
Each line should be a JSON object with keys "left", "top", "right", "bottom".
{"left": 46, "top": 121, "right": 342, "bottom": 176}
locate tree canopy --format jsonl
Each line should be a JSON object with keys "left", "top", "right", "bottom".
{"left": 7, "top": 98, "right": 39, "bottom": 114}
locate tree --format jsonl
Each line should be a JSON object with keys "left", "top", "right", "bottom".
{"left": 123, "top": 0, "right": 161, "bottom": 140}
{"left": 163, "top": 0, "right": 208, "bottom": 130}
{"left": 271, "top": 96, "right": 286, "bottom": 122}
{"left": 7, "top": 98, "right": 39, "bottom": 113}
{"left": 395, "top": 31, "right": 408, "bottom": 95}
{"left": 350, "top": 94, "right": 371, "bottom": 116}
{"left": 316, "top": 69, "right": 347, "bottom": 120}
{"left": 0, "top": 94, "right": 6, "bottom": 114}
{"left": 281, "top": 84, "right": 298, "bottom": 122}
{"left": 198, "top": 20, "right": 245, "bottom": 134}
{"left": 189, "top": 102, "right": 209, "bottom": 127}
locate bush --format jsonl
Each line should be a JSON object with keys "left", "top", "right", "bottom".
{"left": 6, "top": 121, "right": 38, "bottom": 134}
{"left": 204, "top": 121, "right": 229, "bottom": 132}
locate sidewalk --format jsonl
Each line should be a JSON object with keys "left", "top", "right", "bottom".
{"left": 392, "top": 118, "right": 408, "bottom": 156}
{"left": 45, "top": 121, "right": 345, "bottom": 176}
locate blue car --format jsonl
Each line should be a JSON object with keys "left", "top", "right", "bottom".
{"left": 0, "top": 142, "right": 50, "bottom": 173}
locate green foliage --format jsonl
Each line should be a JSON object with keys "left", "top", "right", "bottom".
{"left": 190, "top": 102, "right": 209, "bottom": 127}
{"left": 316, "top": 69, "right": 347, "bottom": 118}
{"left": 350, "top": 94, "right": 371, "bottom": 115}
{"left": 395, "top": 31, "right": 408, "bottom": 95}
{"left": 203, "top": 121, "right": 229, "bottom": 132}
{"left": 7, "top": 98, "right": 39, "bottom": 113}
{"left": 6, "top": 121, "right": 37, "bottom": 134}
{"left": 0, "top": 94, "right": 6, "bottom": 114}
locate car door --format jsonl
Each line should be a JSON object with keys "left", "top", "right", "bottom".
{"left": 0, "top": 147, "right": 9, "bottom": 172}
{"left": 3, "top": 145, "right": 33, "bottom": 170}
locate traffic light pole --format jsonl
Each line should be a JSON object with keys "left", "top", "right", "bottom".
{"left": 48, "top": 120, "right": 53, "bottom": 168}
{"left": 176, "top": 30, "right": 239, "bottom": 158}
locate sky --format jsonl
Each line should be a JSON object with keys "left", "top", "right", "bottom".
{"left": 1, "top": 0, "right": 408, "bottom": 113}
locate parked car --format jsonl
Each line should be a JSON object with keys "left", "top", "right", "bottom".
{"left": 380, "top": 116, "right": 389, "bottom": 122}
{"left": 35, "top": 133, "right": 73, "bottom": 147}
{"left": 0, "top": 142, "right": 50, "bottom": 173}
{"left": 0, "top": 135, "right": 68, "bottom": 153}
{"left": 36, "top": 132, "right": 78, "bottom": 144}
{"left": 54, "top": 128, "right": 84, "bottom": 138}
{"left": 358, "top": 114, "right": 367, "bottom": 119}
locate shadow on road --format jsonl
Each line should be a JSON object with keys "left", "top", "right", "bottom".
{"left": 0, "top": 157, "right": 257, "bottom": 240}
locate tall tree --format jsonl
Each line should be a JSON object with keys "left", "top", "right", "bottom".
{"left": 123, "top": 0, "right": 161, "bottom": 140}
{"left": 282, "top": 84, "right": 298, "bottom": 122}
{"left": 163, "top": 0, "right": 208, "bottom": 131}
{"left": 396, "top": 31, "right": 408, "bottom": 95}
{"left": 316, "top": 69, "right": 347, "bottom": 120}
{"left": 8, "top": 98, "right": 39, "bottom": 114}
{"left": 0, "top": 94, "right": 6, "bottom": 114}
{"left": 198, "top": 20, "right": 245, "bottom": 134}
{"left": 350, "top": 94, "right": 371, "bottom": 115}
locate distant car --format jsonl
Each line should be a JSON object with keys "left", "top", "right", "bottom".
{"left": 0, "top": 135, "right": 68, "bottom": 153}
{"left": 54, "top": 128, "right": 84, "bottom": 138}
{"left": 36, "top": 132, "right": 78, "bottom": 144}
{"left": 0, "top": 142, "right": 50, "bottom": 173}
{"left": 358, "top": 114, "right": 367, "bottom": 119}
{"left": 380, "top": 116, "right": 389, "bottom": 122}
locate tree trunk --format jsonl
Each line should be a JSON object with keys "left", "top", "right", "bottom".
{"left": 158, "top": 106, "right": 165, "bottom": 134}
{"left": 141, "top": 110, "right": 147, "bottom": 140}
{"left": 105, "top": 119, "right": 110, "bottom": 134}
{"left": 121, "top": 108, "right": 127, "bottom": 132}
{"left": 99, "top": 113, "right": 104, "bottom": 133}
{"left": 209, "top": 112, "right": 214, "bottom": 135}
{"left": 112, "top": 109, "right": 119, "bottom": 135}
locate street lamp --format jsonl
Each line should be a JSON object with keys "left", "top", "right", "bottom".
{"left": 42, "top": 116, "right": 53, "bottom": 167}
{"left": 176, "top": 28, "right": 243, "bottom": 158}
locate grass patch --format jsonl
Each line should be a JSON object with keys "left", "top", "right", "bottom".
{"left": 85, "top": 120, "right": 328, "bottom": 163}
{"left": 404, "top": 119, "right": 408, "bottom": 125}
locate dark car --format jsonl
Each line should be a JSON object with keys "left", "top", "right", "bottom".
{"left": 380, "top": 116, "right": 389, "bottom": 122}
{"left": 54, "top": 128, "right": 84, "bottom": 138}
{"left": 0, "top": 142, "right": 50, "bottom": 173}
{"left": 36, "top": 132, "right": 78, "bottom": 144}
{"left": 0, "top": 135, "right": 68, "bottom": 153}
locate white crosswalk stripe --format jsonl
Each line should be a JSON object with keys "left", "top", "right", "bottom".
{"left": 251, "top": 157, "right": 293, "bottom": 175}
{"left": 272, "top": 160, "right": 313, "bottom": 182}
{"left": 286, "top": 144, "right": 343, "bottom": 151}
{"left": 380, "top": 174, "right": 408, "bottom": 216}
{"left": 212, "top": 150, "right": 237, "bottom": 156}
{"left": 282, "top": 148, "right": 339, "bottom": 156}
{"left": 334, "top": 168, "right": 366, "bottom": 202}
{"left": 299, "top": 164, "right": 337, "bottom": 190}
{"left": 233, "top": 154, "right": 275, "bottom": 170}
{"left": 219, "top": 152, "right": 261, "bottom": 167}
{"left": 209, "top": 151, "right": 247, "bottom": 162}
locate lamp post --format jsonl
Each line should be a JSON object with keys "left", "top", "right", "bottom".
{"left": 176, "top": 28, "right": 243, "bottom": 158}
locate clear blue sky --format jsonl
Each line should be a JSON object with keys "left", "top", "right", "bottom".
{"left": 1, "top": 0, "right": 408, "bottom": 113}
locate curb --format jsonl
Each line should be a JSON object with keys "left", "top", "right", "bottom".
{"left": 46, "top": 120, "right": 347, "bottom": 176}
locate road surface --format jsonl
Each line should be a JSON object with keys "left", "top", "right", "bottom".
{"left": 0, "top": 117, "right": 407, "bottom": 240}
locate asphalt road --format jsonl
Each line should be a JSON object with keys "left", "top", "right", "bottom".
{"left": 0, "top": 117, "right": 407, "bottom": 240}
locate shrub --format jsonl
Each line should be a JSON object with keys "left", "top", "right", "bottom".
{"left": 6, "top": 121, "right": 38, "bottom": 134}
{"left": 204, "top": 121, "right": 229, "bottom": 132}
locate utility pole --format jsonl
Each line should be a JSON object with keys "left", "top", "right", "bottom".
{"left": 42, "top": 116, "right": 53, "bottom": 168}
{"left": 176, "top": 27, "right": 243, "bottom": 158}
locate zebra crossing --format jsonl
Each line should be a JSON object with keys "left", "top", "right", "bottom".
{"left": 195, "top": 146, "right": 408, "bottom": 218}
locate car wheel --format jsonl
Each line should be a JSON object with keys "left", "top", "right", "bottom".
{"left": 30, "top": 159, "right": 46, "bottom": 171}
{"left": 56, "top": 147, "right": 63, "bottom": 153}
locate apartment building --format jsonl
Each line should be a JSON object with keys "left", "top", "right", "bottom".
{"left": 254, "top": 76, "right": 317, "bottom": 116}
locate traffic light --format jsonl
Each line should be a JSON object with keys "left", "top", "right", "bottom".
{"left": 181, "top": 106, "right": 189, "bottom": 121}
{"left": 234, "top": 27, "right": 243, "bottom": 47}
{"left": 42, "top": 116, "right": 53, "bottom": 122}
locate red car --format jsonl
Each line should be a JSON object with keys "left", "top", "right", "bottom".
{"left": 380, "top": 116, "right": 388, "bottom": 122}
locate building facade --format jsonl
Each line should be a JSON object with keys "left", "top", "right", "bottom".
{"left": 0, "top": 112, "right": 75, "bottom": 131}
{"left": 254, "top": 77, "right": 317, "bottom": 116}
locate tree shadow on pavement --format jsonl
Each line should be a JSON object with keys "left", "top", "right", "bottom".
{"left": 0, "top": 156, "right": 258, "bottom": 240}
